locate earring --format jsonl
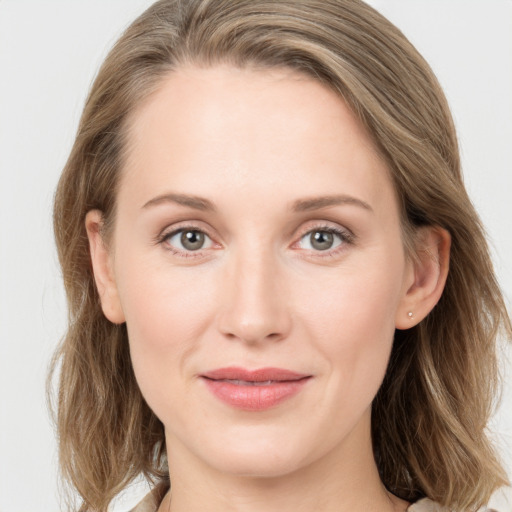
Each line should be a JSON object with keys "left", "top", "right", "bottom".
{"left": 407, "top": 311, "right": 413, "bottom": 318}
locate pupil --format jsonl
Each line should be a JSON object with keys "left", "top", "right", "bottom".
{"left": 181, "top": 230, "right": 204, "bottom": 251}
{"left": 311, "top": 231, "right": 333, "bottom": 251}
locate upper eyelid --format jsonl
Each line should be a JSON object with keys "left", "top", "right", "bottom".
{"left": 295, "top": 221, "right": 354, "bottom": 239}
{"left": 158, "top": 220, "right": 215, "bottom": 240}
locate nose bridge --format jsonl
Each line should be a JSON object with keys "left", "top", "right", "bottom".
{"left": 217, "top": 242, "right": 291, "bottom": 344}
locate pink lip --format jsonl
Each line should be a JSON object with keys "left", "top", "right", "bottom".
{"left": 201, "top": 367, "right": 311, "bottom": 411}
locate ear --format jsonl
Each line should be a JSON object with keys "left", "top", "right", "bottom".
{"left": 395, "top": 226, "right": 451, "bottom": 329}
{"left": 85, "top": 210, "right": 125, "bottom": 324}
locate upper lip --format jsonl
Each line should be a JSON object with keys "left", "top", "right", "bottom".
{"left": 201, "top": 367, "right": 310, "bottom": 382}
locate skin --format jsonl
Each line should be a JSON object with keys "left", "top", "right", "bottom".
{"left": 86, "top": 65, "right": 450, "bottom": 512}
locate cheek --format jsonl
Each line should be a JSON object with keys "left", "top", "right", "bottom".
{"left": 114, "top": 256, "right": 218, "bottom": 408}
{"left": 300, "top": 253, "right": 405, "bottom": 395}
{"left": 117, "top": 252, "right": 217, "bottom": 338}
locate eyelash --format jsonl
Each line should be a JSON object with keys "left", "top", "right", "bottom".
{"left": 156, "top": 223, "right": 355, "bottom": 260}
{"left": 156, "top": 223, "right": 217, "bottom": 259}
{"left": 294, "top": 224, "right": 355, "bottom": 259}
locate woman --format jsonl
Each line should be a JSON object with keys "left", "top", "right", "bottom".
{"left": 50, "top": 1, "right": 511, "bottom": 511}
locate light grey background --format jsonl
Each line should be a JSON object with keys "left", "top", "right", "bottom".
{"left": 1, "top": 1, "right": 511, "bottom": 511}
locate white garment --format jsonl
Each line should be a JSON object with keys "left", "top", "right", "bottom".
{"left": 407, "top": 498, "right": 450, "bottom": 511}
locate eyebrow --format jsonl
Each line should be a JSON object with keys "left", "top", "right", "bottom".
{"left": 142, "top": 193, "right": 216, "bottom": 211}
{"left": 141, "top": 192, "right": 373, "bottom": 214}
{"left": 292, "top": 195, "right": 373, "bottom": 213}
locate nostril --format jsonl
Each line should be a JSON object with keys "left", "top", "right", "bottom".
{"left": 218, "top": 319, "right": 290, "bottom": 345}
{"left": 216, "top": 266, "right": 292, "bottom": 344}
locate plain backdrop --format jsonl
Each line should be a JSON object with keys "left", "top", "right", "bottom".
{"left": 1, "top": 1, "right": 511, "bottom": 511}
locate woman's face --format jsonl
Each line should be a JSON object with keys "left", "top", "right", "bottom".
{"left": 93, "top": 65, "right": 417, "bottom": 477}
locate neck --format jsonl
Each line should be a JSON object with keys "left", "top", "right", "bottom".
{"left": 160, "top": 416, "right": 409, "bottom": 512}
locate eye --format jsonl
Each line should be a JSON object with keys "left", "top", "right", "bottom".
{"left": 297, "top": 228, "right": 348, "bottom": 252}
{"left": 164, "top": 229, "right": 214, "bottom": 252}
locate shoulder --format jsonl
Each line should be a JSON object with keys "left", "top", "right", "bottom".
{"left": 408, "top": 498, "right": 500, "bottom": 512}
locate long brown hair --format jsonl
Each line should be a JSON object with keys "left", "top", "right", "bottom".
{"left": 50, "top": 1, "right": 511, "bottom": 510}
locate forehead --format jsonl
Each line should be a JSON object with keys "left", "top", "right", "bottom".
{"left": 120, "top": 65, "right": 394, "bottom": 215}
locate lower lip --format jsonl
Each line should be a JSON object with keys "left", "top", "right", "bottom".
{"left": 202, "top": 378, "right": 310, "bottom": 411}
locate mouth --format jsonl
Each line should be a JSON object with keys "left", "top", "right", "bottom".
{"left": 200, "top": 367, "right": 312, "bottom": 411}
{"left": 210, "top": 379, "right": 281, "bottom": 386}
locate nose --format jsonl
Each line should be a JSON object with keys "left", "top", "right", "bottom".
{"left": 216, "top": 248, "right": 292, "bottom": 345}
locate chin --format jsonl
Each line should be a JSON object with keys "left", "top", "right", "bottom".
{"left": 205, "top": 446, "right": 308, "bottom": 479}
{"left": 185, "top": 422, "right": 336, "bottom": 480}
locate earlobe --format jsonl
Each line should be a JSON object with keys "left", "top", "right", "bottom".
{"left": 85, "top": 210, "right": 125, "bottom": 324}
{"left": 395, "top": 226, "right": 451, "bottom": 330}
